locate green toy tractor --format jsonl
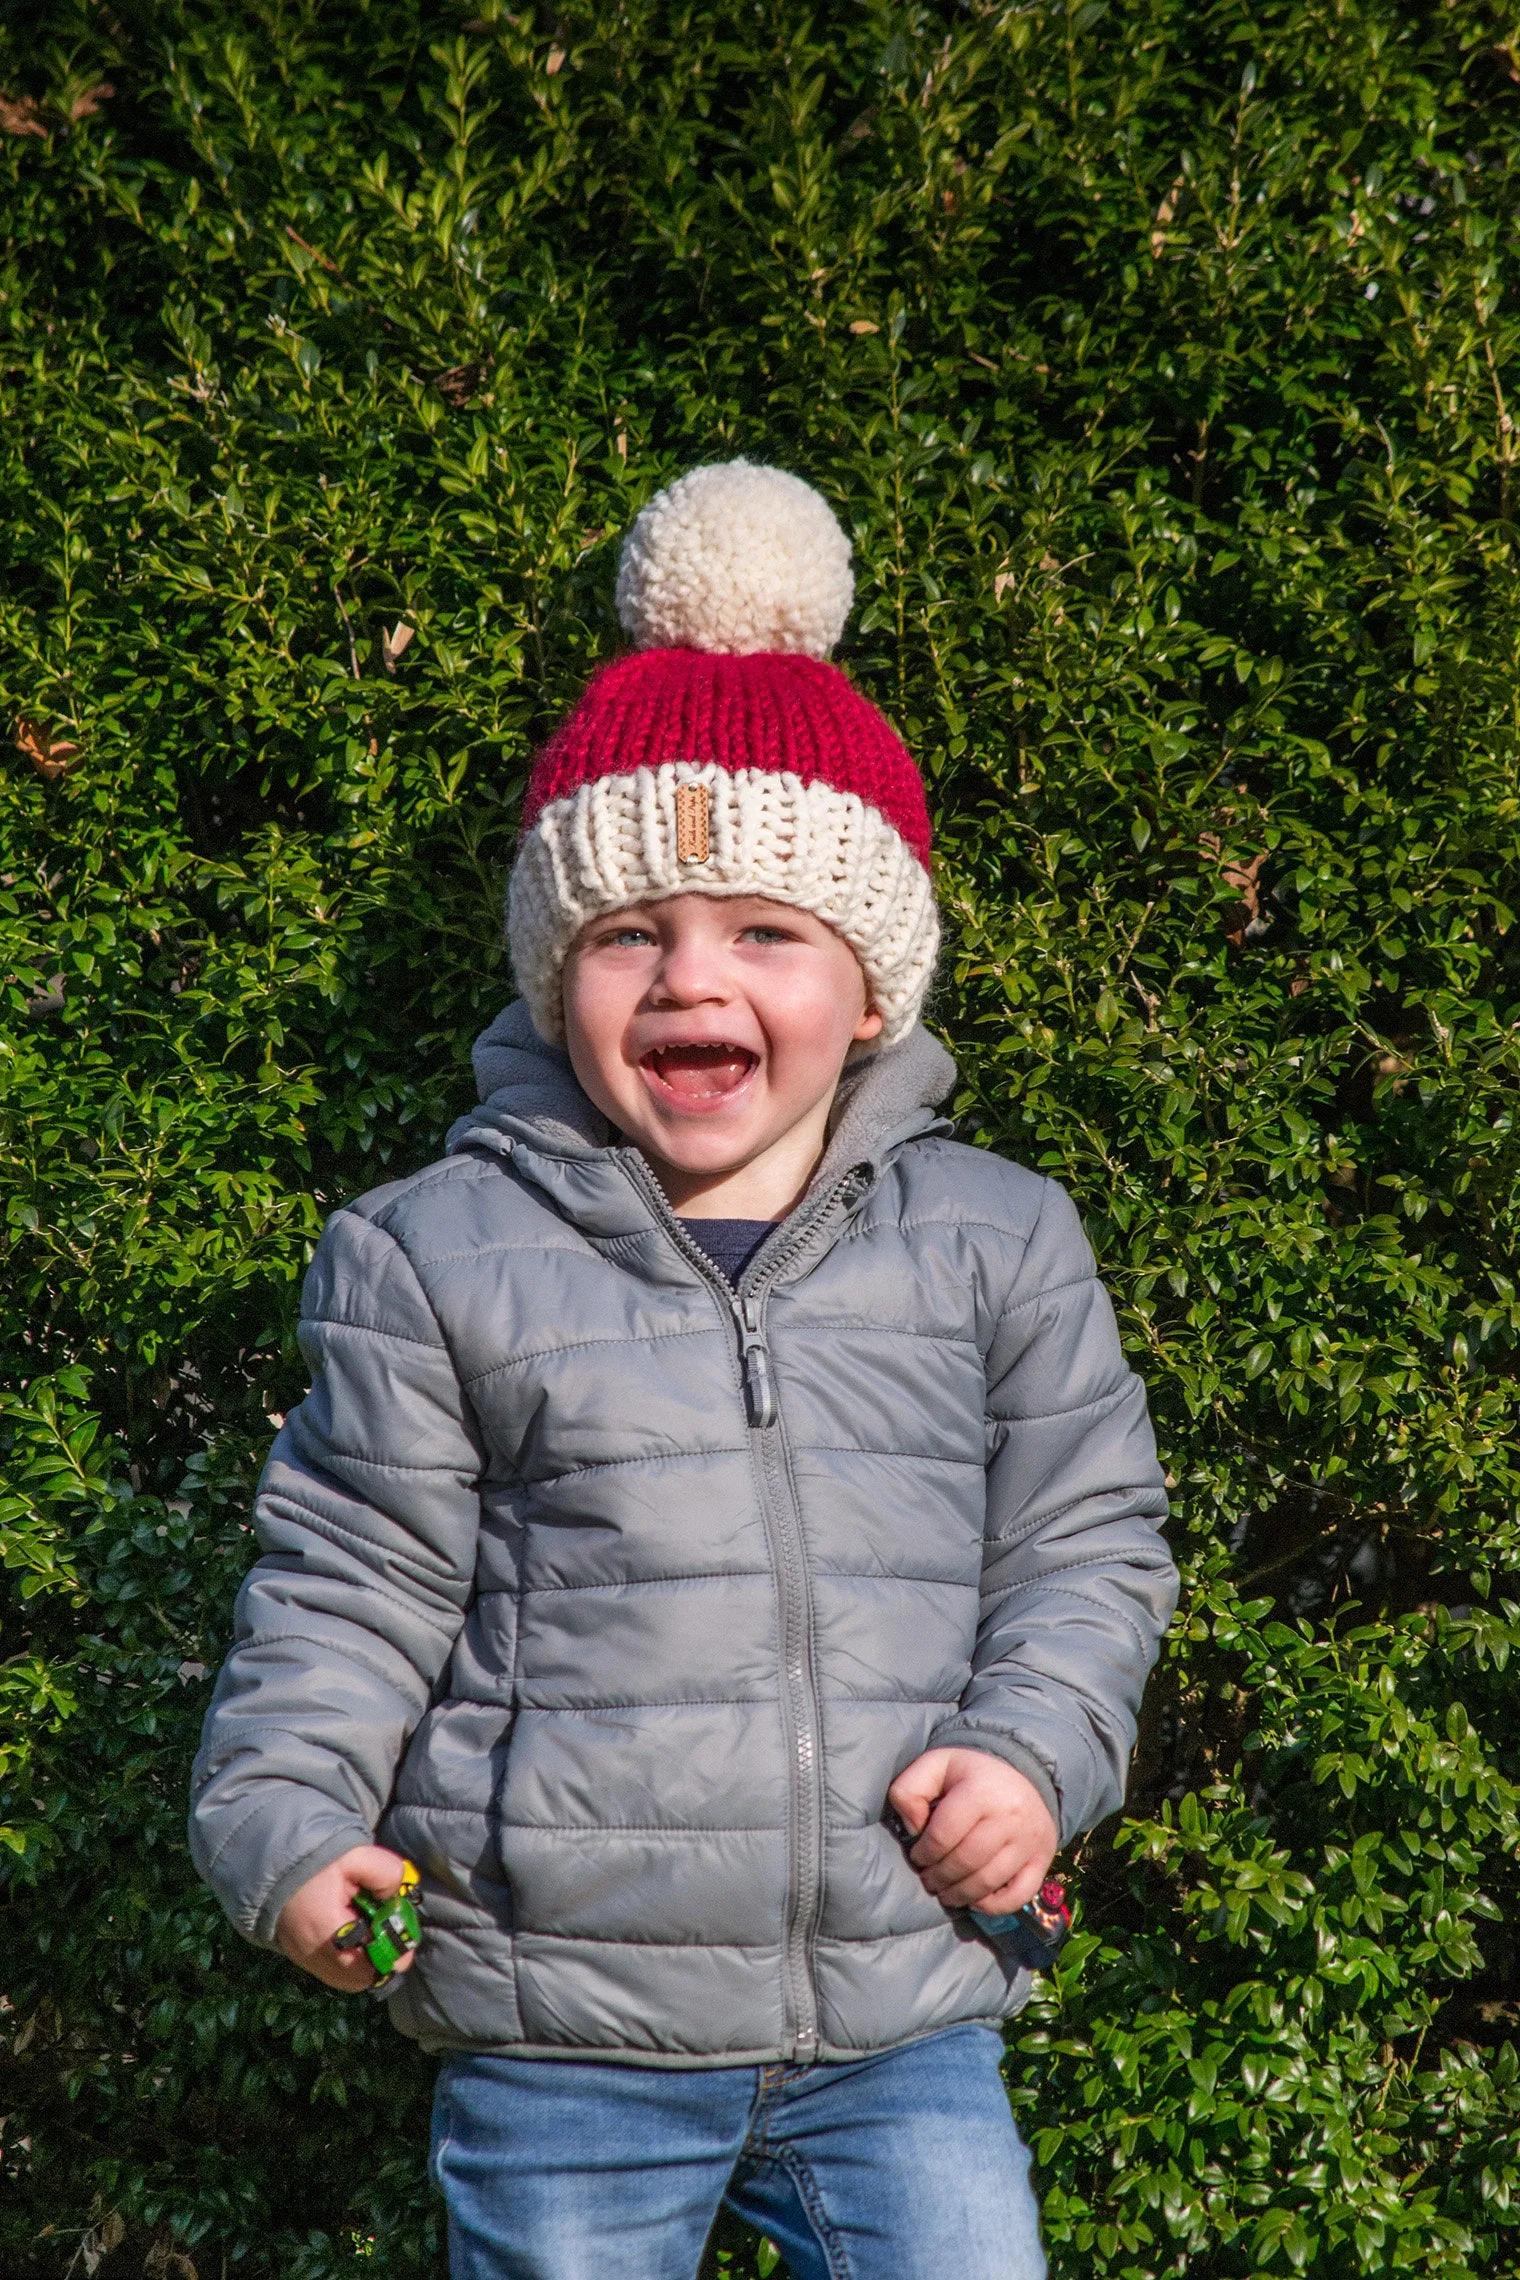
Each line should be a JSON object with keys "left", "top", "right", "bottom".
{"left": 332, "top": 1860, "right": 424, "bottom": 1990}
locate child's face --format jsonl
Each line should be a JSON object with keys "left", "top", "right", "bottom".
{"left": 562, "top": 894, "right": 883, "bottom": 1208}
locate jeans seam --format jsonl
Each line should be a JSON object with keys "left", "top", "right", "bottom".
{"left": 428, "top": 2074, "right": 455, "bottom": 2196}
{"left": 771, "top": 2148, "right": 852, "bottom": 2280}
{"left": 748, "top": 2065, "right": 784, "bottom": 2152}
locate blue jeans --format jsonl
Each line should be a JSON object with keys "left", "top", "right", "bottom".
{"left": 431, "top": 2023, "right": 1046, "bottom": 2280}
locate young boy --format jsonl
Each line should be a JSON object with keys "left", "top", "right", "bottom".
{"left": 190, "top": 461, "right": 1176, "bottom": 2280}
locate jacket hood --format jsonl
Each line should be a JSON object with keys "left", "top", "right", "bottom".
{"left": 449, "top": 998, "right": 958, "bottom": 1191}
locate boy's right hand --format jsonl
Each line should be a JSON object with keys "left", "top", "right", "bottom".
{"left": 275, "top": 1845, "right": 416, "bottom": 1991}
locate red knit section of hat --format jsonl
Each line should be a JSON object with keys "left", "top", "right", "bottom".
{"left": 522, "top": 648, "right": 932, "bottom": 868}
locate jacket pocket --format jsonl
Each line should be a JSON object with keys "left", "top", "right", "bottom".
{"left": 388, "top": 1697, "right": 516, "bottom": 1913}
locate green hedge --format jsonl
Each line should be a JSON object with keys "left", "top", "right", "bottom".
{"left": 4, "top": 1, "right": 1520, "bottom": 2272}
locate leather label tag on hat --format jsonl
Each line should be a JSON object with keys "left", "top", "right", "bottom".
{"left": 675, "top": 781, "right": 711, "bottom": 863}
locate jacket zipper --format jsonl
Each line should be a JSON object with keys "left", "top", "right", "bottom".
{"left": 737, "top": 1297, "right": 777, "bottom": 1427}
{"left": 619, "top": 1153, "right": 867, "bottom": 2061}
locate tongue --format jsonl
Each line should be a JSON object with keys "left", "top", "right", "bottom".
{"left": 650, "top": 1046, "right": 754, "bottom": 1100}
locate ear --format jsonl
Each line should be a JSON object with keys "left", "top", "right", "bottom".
{"left": 853, "top": 1003, "right": 885, "bottom": 1043}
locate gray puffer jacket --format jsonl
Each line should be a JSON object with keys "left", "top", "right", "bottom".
{"left": 190, "top": 1005, "right": 1175, "bottom": 2064}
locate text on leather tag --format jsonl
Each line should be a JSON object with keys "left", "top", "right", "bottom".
{"left": 674, "top": 781, "right": 711, "bottom": 863}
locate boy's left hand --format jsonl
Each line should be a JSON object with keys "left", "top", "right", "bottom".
{"left": 887, "top": 1748, "right": 1058, "bottom": 1916}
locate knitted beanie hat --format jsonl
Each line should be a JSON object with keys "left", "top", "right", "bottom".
{"left": 507, "top": 460, "right": 940, "bottom": 1045}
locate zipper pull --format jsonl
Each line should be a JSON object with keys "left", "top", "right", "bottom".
{"left": 738, "top": 1300, "right": 777, "bottom": 1429}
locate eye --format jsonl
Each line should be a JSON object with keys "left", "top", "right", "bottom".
{"left": 598, "top": 925, "right": 657, "bottom": 948}
{"left": 741, "top": 924, "right": 794, "bottom": 945}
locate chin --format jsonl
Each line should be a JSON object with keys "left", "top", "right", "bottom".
{"left": 654, "top": 1133, "right": 759, "bottom": 1175}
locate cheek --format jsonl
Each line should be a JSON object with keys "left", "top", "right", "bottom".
{"left": 767, "top": 965, "right": 869, "bottom": 1068}
{"left": 561, "top": 964, "right": 634, "bottom": 1090}
{"left": 561, "top": 961, "right": 592, "bottom": 1037}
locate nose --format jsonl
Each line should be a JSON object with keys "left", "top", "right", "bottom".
{"left": 645, "top": 920, "right": 732, "bottom": 1008}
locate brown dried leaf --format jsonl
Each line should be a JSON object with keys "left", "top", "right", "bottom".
{"left": 1199, "top": 832, "right": 1267, "bottom": 943}
{"left": 849, "top": 319, "right": 879, "bottom": 335}
{"left": 1150, "top": 172, "right": 1185, "bottom": 259}
{"left": 14, "top": 717, "right": 79, "bottom": 780}
{"left": 1223, "top": 850, "right": 1266, "bottom": 913}
{"left": 380, "top": 622, "right": 415, "bottom": 674}
{"left": 0, "top": 90, "right": 47, "bottom": 138}
{"left": 69, "top": 80, "right": 114, "bottom": 121}
{"left": 545, "top": 45, "right": 565, "bottom": 73}
{"left": 145, "top": 2236, "right": 198, "bottom": 2280}
{"left": 434, "top": 360, "right": 488, "bottom": 407}
{"left": 79, "top": 2211, "right": 126, "bottom": 2277}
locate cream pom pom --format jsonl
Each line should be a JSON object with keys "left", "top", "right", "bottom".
{"left": 615, "top": 460, "right": 854, "bottom": 658}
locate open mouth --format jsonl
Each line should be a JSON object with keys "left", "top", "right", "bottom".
{"left": 640, "top": 1041, "right": 759, "bottom": 1104}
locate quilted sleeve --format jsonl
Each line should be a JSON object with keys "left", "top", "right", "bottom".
{"left": 927, "top": 1177, "right": 1177, "bottom": 1842}
{"left": 188, "top": 1205, "right": 483, "bottom": 1947}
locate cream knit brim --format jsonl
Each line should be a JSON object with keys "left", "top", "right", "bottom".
{"left": 508, "top": 762, "right": 940, "bottom": 1046}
